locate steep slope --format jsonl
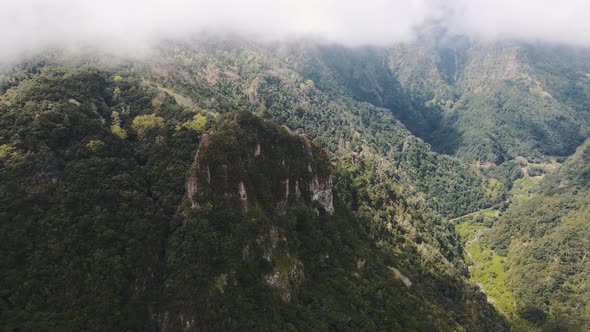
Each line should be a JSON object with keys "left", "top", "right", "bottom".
{"left": 271, "top": 42, "right": 443, "bottom": 138}
{"left": 162, "top": 112, "right": 506, "bottom": 330}
{"left": 388, "top": 38, "right": 590, "bottom": 163}
{"left": 146, "top": 40, "right": 502, "bottom": 217}
{"left": 472, "top": 139, "right": 590, "bottom": 330}
{"left": 0, "top": 62, "right": 507, "bottom": 330}
{"left": 0, "top": 64, "right": 202, "bottom": 330}
{"left": 269, "top": 33, "right": 590, "bottom": 165}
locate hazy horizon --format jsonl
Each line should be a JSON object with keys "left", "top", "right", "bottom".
{"left": 2, "top": 0, "right": 590, "bottom": 62}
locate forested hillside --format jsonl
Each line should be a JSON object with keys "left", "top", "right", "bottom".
{"left": 147, "top": 40, "right": 502, "bottom": 217}
{"left": 387, "top": 37, "right": 590, "bottom": 163}
{"left": 2, "top": 32, "right": 590, "bottom": 331}
{"left": 0, "top": 61, "right": 507, "bottom": 330}
{"left": 485, "top": 139, "right": 590, "bottom": 330}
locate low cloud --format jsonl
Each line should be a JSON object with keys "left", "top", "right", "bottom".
{"left": 1, "top": 0, "right": 589, "bottom": 62}
{"left": 447, "top": 0, "right": 590, "bottom": 46}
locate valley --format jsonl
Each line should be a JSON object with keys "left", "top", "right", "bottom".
{"left": 2, "top": 34, "right": 590, "bottom": 331}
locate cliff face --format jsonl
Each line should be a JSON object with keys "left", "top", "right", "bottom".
{"left": 159, "top": 112, "right": 336, "bottom": 328}
{"left": 185, "top": 112, "right": 334, "bottom": 215}
{"left": 160, "top": 112, "right": 507, "bottom": 331}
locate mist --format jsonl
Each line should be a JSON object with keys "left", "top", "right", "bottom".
{"left": 2, "top": 0, "right": 590, "bottom": 62}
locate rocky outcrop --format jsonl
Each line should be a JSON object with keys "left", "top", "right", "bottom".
{"left": 254, "top": 143, "right": 261, "bottom": 157}
{"left": 390, "top": 267, "right": 413, "bottom": 289}
{"left": 186, "top": 134, "right": 210, "bottom": 209}
{"left": 276, "top": 177, "right": 290, "bottom": 213}
{"left": 264, "top": 262, "right": 303, "bottom": 303}
{"left": 310, "top": 175, "right": 334, "bottom": 214}
{"left": 185, "top": 112, "right": 334, "bottom": 215}
{"left": 238, "top": 181, "right": 248, "bottom": 211}
{"left": 303, "top": 137, "right": 313, "bottom": 157}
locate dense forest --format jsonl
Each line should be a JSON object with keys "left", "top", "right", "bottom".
{"left": 1, "top": 34, "right": 590, "bottom": 331}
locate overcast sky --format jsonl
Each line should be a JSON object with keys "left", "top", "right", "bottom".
{"left": 1, "top": 0, "right": 590, "bottom": 61}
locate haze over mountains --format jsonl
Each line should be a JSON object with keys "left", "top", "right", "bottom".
{"left": 2, "top": 1, "right": 590, "bottom": 331}
{"left": 4, "top": 0, "right": 590, "bottom": 61}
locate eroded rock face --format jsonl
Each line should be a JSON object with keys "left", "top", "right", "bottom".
{"left": 303, "top": 138, "right": 313, "bottom": 157}
{"left": 254, "top": 143, "right": 261, "bottom": 157}
{"left": 173, "top": 113, "right": 342, "bottom": 325}
{"left": 238, "top": 181, "right": 248, "bottom": 211}
{"left": 185, "top": 113, "right": 334, "bottom": 215}
{"left": 186, "top": 134, "right": 210, "bottom": 209}
{"left": 264, "top": 263, "right": 303, "bottom": 303}
{"left": 310, "top": 175, "right": 334, "bottom": 214}
{"left": 390, "top": 267, "right": 412, "bottom": 289}
{"left": 186, "top": 174, "right": 200, "bottom": 208}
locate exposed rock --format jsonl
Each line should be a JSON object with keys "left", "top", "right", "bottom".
{"left": 356, "top": 258, "right": 366, "bottom": 270}
{"left": 310, "top": 175, "right": 334, "bottom": 214}
{"left": 390, "top": 267, "right": 412, "bottom": 289}
{"left": 276, "top": 178, "right": 290, "bottom": 213}
{"left": 186, "top": 170, "right": 198, "bottom": 206}
{"left": 186, "top": 113, "right": 333, "bottom": 215}
{"left": 186, "top": 134, "right": 211, "bottom": 209}
{"left": 294, "top": 180, "right": 301, "bottom": 199}
{"left": 303, "top": 137, "right": 313, "bottom": 157}
{"left": 282, "top": 178, "right": 289, "bottom": 201}
{"left": 200, "top": 133, "right": 210, "bottom": 148}
{"left": 213, "top": 273, "right": 228, "bottom": 294}
{"left": 242, "top": 245, "right": 251, "bottom": 262}
{"left": 239, "top": 181, "right": 248, "bottom": 211}
{"left": 264, "top": 262, "right": 303, "bottom": 303}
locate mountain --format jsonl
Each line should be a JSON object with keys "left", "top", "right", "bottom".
{"left": 2, "top": 32, "right": 590, "bottom": 331}
{"left": 0, "top": 62, "right": 506, "bottom": 330}
{"left": 265, "top": 34, "right": 590, "bottom": 164}
{"left": 145, "top": 39, "right": 502, "bottom": 217}
{"left": 388, "top": 38, "right": 590, "bottom": 163}
{"left": 484, "top": 139, "right": 590, "bottom": 330}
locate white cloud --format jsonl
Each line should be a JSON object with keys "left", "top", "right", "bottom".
{"left": 447, "top": 0, "right": 590, "bottom": 46}
{"left": 0, "top": 0, "right": 589, "bottom": 62}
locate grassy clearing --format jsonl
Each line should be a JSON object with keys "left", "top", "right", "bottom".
{"left": 455, "top": 209, "right": 539, "bottom": 331}
{"left": 510, "top": 176, "right": 544, "bottom": 204}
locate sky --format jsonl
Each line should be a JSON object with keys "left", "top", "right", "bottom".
{"left": 1, "top": 0, "right": 590, "bottom": 61}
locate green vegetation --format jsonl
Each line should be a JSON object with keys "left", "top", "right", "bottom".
{"left": 452, "top": 144, "right": 590, "bottom": 330}
{"left": 85, "top": 139, "right": 105, "bottom": 151}
{"left": 0, "top": 62, "right": 507, "bottom": 330}
{"left": 179, "top": 113, "right": 207, "bottom": 132}
{"left": 110, "top": 110, "right": 127, "bottom": 139}
{"left": 0, "top": 64, "right": 203, "bottom": 330}
{"left": 131, "top": 113, "right": 165, "bottom": 137}
{"left": 2, "top": 36, "right": 590, "bottom": 331}
{"left": 0, "top": 144, "right": 16, "bottom": 158}
{"left": 387, "top": 41, "right": 590, "bottom": 164}
{"left": 485, "top": 140, "right": 590, "bottom": 330}
{"left": 152, "top": 41, "right": 502, "bottom": 217}
{"left": 455, "top": 210, "right": 539, "bottom": 331}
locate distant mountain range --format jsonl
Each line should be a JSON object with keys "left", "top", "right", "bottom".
{"left": 1, "top": 33, "right": 589, "bottom": 330}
